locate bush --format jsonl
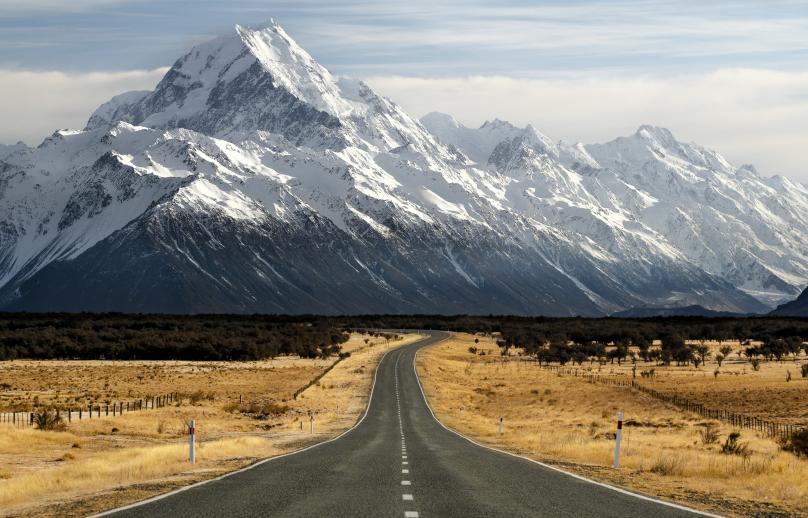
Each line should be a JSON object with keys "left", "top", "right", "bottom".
{"left": 802, "top": 364, "right": 808, "bottom": 378}
{"left": 468, "top": 346, "right": 478, "bottom": 354}
{"left": 750, "top": 359, "right": 761, "bottom": 371}
{"left": 699, "top": 426, "right": 720, "bottom": 445}
{"left": 649, "top": 455, "right": 685, "bottom": 476}
{"left": 226, "top": 402, "right": 289, "bottom": 419}
{"left": 33, "top": 409, "right": 66, "bottom": 431}
{"left": 188, "top": 391, "right": 215, "bottom": 405}
{"left": 780, "top": 428, "right": 808, "bottom": 457}
{"left": 720, "top": 432, "right": 749, "bottom": 456}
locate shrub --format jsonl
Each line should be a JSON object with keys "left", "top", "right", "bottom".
{"left": 188, "top": 391, "right": 215, "bottom": 405}
{"left": 802, "top": 364, "right": 808, "bottom": 378}
{"left": 33, "top": 409, "right": 66, "bottom": 431}
{"left": 227, "top": 402, "right": 289, "bottom": 419}
{"left": 699, "top": 426, "right": 720, "bottom": 445}
{"left": 468, "top": 346, "right": 478, "bottom": 355}
{"left": 750, "top": 359, "right": 761, "bottom": 371}
{"left": 649, "top": 455, "right": 685, "bottom": 476}
{"left": 720, "top": 432, "right": 749, "bottom": 456}
{"left": 779, "top": 428, "right": 808, "bottom": 457}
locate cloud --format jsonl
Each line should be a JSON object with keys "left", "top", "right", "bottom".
{"left": 283, "top": 0, "right": 808, "bottom": 75}
{"left": 0, "top": 0, "right": 132, "bottom": 13}
{"left": 366, "top": 69, "right": 808, "bottom": 182}
{"left": 0, "top": 68, "right": 167, "bottom": 145}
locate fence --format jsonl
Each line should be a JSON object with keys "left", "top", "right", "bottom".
{"left": 536, "top": 363, "right": 803, "bottom": 440}
{"left": 0, "top": 392, "right": 178, "bottom": 429}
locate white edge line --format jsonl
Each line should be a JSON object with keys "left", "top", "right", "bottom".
{"left": 89, "top": 334, "right": 424, "bottom": 518}
{"left": 412, "top": 332, "right": 723, "bottom": 518}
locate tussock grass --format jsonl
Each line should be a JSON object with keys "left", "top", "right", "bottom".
{"left": 418, "top": 333, "right": 808, "bottom": 517}
{"left": 0, "top": 434, "right": 278, "bottom": 508}
{"left": 0, "top": 332, "right": 424, "bottom": 516}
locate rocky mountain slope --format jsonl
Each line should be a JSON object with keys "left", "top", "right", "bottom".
{"left": 0, "top": 21, "right": 802, "bottom": 314}
{"left": 770, "top": 288, "right": 808, "bottom": 316}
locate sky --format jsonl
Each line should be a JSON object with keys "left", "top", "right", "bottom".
{"left": 1, "top": 0, "right": 807, "bottom": 181}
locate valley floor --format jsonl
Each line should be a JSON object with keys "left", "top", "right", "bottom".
{"left": 0, "top": 332, "right": 423, "bottom": 517}
{"left": 417, "top": 333, "right": 808, "bottom": 517}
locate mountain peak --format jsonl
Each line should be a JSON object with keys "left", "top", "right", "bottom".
{"left": 480, "top": 118, "right": 517, "bottom": 131}
{"left": 635, "top": 124, "right": 677, "bottom": 145}
{"left": 85, "top": 21, "right": 353, "bottom": 141}
{"left": 420, "top": 112, "right": 462, "bottom": 130}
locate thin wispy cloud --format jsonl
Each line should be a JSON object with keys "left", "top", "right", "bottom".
{"left": 0, "top": 68, "right": 167, "bottom": 145}
{"left": 0, "top": 0, "right": 133, "bottom": 13}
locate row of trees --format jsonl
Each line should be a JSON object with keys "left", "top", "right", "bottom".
{"left": 331, "top": 314, "right": 808, "bottom": 343}
{"left": 497, "top": 331, "right": 807, "bottom": 368}
{"left": 0, "top": 314, "right": 349, "bottom": 361}
{"left": 2, "top": 313, "right": 808, "bottom": 363}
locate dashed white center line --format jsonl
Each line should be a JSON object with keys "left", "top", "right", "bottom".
{"left": 395, "top": 353, "right": 419, "bottom": 518}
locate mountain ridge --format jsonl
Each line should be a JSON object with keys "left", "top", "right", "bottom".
{"left": 0, "top": 21, "right": 803, "bottom": 315}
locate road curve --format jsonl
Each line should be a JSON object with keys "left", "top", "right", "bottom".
{"left": 100, "top": 331, "right": 710, "bottom": 518}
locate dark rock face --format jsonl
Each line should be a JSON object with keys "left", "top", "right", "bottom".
{"left": 1, "top": 202, "right": 604, "bottom": 316}
{"left": 770, "top": 288, "right": 808, "bottom": 317}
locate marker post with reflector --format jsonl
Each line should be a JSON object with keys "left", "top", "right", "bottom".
{"left": 188, "top": 419, "right": 196, "bottom": 464}
{"left": 498, "top": 416, "right": 503, "bottom": 436}
{"left": 613, "top": 412, "right": 623, "bottom": 468}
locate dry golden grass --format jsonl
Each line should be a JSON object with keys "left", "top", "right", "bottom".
{"left": 592, "top": 341, "right": 808, "bottom": 423}
{"left": 0, "top": 332, "right": 423, "bottom": 517}
{"left": 417, "top": 333, "right": 808, "bottom": 518}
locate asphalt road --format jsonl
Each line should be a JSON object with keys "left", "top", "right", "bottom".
{"left": 102, "top": 331, "right": 708, "bottom": 518}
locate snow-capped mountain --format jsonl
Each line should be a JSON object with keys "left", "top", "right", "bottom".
{"left": 423, "top": 114, "right": 808, "bottom": 309}
{"left": 0, "top": 21, "right": 801, "bottom": 314}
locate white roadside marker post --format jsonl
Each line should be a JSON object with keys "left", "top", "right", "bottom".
{"left": 498, "top": 416, "right": 503, "bottom": 436}
{"left": 309, "top": 413, "right": 314, "bottom": 434}
{"left": 189, "top": 420, "right": 196, "bottom": 465}
{"left": 613, "top": 412, "right": 623, "bottom": 468}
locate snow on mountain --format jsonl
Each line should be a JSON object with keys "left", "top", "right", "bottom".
{"left": 423, "top": 115, "right": 808, "bottom": 308}
{"left": 0, "top": 21, "right": 797, "bottom": 314}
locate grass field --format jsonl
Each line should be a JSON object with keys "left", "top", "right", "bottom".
{"left": 571, "top": 339, "right": 808, "bottom": 424}
{"left": 0, "top": 332, "right": 423, "bottom": 517}
{"left": 417, "top": 333, "right": 808, "bottom": 518}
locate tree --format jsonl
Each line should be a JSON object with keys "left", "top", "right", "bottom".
{"left": 694, "top": 342, "right": 711, "bottom": 367}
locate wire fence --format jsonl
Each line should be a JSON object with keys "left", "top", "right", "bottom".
{"left": 537, "top": 363, "right": 804, "bottom": 440}
{"left": 0, "top": 392, "right": 178, "bottom": 429}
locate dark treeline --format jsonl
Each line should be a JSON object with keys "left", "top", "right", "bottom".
{"left": 0, "top": 314, "right": 349, "bottom": 361}
{"left": 2, "top": 313, "right": 808, "bottom": 362}
{"left": 334, "top": 314, "right": 808, "bottom": 342}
